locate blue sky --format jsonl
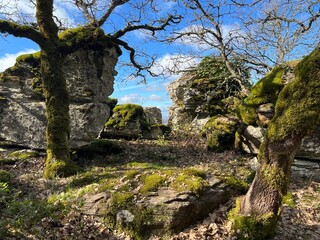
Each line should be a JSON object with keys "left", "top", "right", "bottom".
{"left": 1, "top": 0, "right": 318, "bottom": 122}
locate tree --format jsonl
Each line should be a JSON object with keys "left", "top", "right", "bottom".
{"left": 228, "top": 1, "right": 320, "bottom": 238}
{"left": 0, "top": 0, "right": 181, "bottom": 178}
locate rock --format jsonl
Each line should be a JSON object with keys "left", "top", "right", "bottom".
{"left": 0, "top": 44, "right": 119, "bottom": 149}
{"left": 291, "top": 159, "right": 320, "bottom": 181}
{"left": 144, "top": 107, "right": 162, "bottom": 124}
{"left": 203, "top": 115, "right": 239, "bottom": 152}
{"left": 296, "top": 127, "right": 320, "bottom": 160}
{"left": 239, "top": 125, "right": 265, "bottom": 154}
{"left": 256, "top": 103, "right": 274, "bottom": 126}
{"left": 147, "top": 183, "right": 235, "bottom": 233}
{"left": 101, "top": 104, "right": 169, "bottom": 140}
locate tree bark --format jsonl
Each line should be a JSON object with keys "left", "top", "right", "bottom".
{"left": 231, "top": 46, "right": 320, "bottom": 239}
{"left": 36, "top": 0, "right": 76, "bottom": 177}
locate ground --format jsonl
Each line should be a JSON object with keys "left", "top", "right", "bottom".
{"left": 0, "top": 137, "right": 319, "bottom": 239}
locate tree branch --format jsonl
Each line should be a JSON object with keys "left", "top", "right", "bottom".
{"left": 0, "top": 20, "right": 45, "bottom": 46}
{"left": 97, "top": 0, "right": 129, "bottom": 27}
{"left": 112, "top": 15, "right": 182, "bottom": 39}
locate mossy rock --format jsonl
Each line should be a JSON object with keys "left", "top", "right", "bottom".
{"left": 16, "top": 52, "right": 41, "bottom": 67}
{"left": 203, "top": 115, "right": 239, "bottom": 152}
{"left": 105, "top": 104, "right": 146, "bottom": 129}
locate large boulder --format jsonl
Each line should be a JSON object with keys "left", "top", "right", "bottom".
{"left": 167, "top": 57, "right": 246, "bottom": 130}
{"left": 0, "top": 44, "right": 119, "bottom": 149}
{"left": 100, "top": 104, "right": 169, "bottom": 140}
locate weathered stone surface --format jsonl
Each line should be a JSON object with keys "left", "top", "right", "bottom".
{"left": 240, "top": 125, "right": 265, "bottom": 154}
{"left": 0, "top": 45, "right": 119, "bottom": 149}
{"left": 144, "top": 107, "right": 162, "bottom": 124}
{"left": 101, "top": 104, "right": 168, "bottom": 140}
{"left": 241, "top": 125, "right": 320, "bottom": 160}
{"left": 291, "top": 159, "right": 320, "bottom": 182}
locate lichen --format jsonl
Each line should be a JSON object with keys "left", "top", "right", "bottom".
{"left": 228, "top": 198, "right": 279, "bottom": 239}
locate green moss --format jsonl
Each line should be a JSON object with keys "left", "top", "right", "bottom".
{"left": 140, "top": 174, "right": 166, "bottom": 194}
{"left": 182, "top": 168, "right": 206, "bottom": 179}
{"left": 124, "top": 170, "right": 140, "bottom": 180}
{"left": 260, "top": 163, "right": 287, "bottom": 194}
{"left": 282, "top": 192, "right": 295, "bottom": 208}
{"left": 171, "top": 173, "right": 208, "bottom": 196}
{"left": 0, "top": 170, "right": 11, "bottom": 183}
{"left": 16, "top": 52, "right": 40, "bottom": 66}
{"left": 228, "top": 198, "right": 278, "bottom": 239}
{"left": 220, "top": 175, "right": 249, "bottom": 193}
{"left": 8, "top": 150, "right": 38, "bottom": 160}
{"left": 238, "top": 66, "right": 285, "bottom": 125}
{"left": 266, "top": 48, "right": 320, "bottom": 142}
{"left": 203, "top": 115, "right": 239, "bottom": 152}
{"left": 105, "top": 104, "right": 145, "bottom": 129}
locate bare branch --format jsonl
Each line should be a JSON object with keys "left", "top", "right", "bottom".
{"left": 113, "top": 15, "right": 182, "bottom": 39}
{"left": 97, "top": 0, "right": 129, "bottom": 27}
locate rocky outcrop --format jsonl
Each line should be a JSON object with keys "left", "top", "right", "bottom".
{"left": 100, "top": 104, "right": 169, "bottom": 140}
{"left": 237, "top": 62, "right": 320, "bottom": 160}
{"left": 167, "top": 57, "right": 245, "bottom": 130}
{"left": 0, "top": 44, "right": 119, "bottom": 149}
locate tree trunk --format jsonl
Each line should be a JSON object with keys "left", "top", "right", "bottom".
{"left": 41, "top": 49, "right": 76, "bottom": 178}
{"left": 230, "top": 46, "right": 320, "bottom": 239}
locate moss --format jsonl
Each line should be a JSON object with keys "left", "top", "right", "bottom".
{"left": 124, "top": 170, "right": 140, "bottom": 180}
{"left": 8, "top": 150, "right": 38, "bottom": 160}
{"left": 282, "top": 192, "right": 295, "bottom": 208}
{"left": 171, "top": 173, "right": 208, "bottom": 196}
{"left": 219, "top": 175, "right": 249, "bottom": 193}
{"left": 182, "top": 168, "right": 207, "bottom": 179}
{"left": 260, "top": 163, "right": 287, "bottom": 194}
{"left": 229, "top": 198, "right": 278, "bottom": 239}
{"left": 105, "top": 104, "right": 145, "bottom": 129}
{"left": 140, "top": 173, "right": 166, "bottom": 194}
{"left": 266, "top": 48, "right": 320, "bottom": 142}
{"left": 0, "top": 170, "right": 11, "bottom": 183}
{"left": 44, "top": 151, "right": 80, "bottom": 179}
{"left": 203, "top": 115, "right": 239, "bottom": 152}
{"left": 238, "top": 66, "right": 285, "bottom": 125}
{"left": 16, "top": 52, "right": 40, "bottom": 67}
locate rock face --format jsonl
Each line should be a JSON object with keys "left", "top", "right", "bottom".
{"left": 144, "top": 107, "right": 162, "bottom": 124}
{"left": 0, "top": 45, "right": 119, "bottom": 149}
{"left": 101, "top": 104, "right": 168, "bottom": 140}
{"left": 237, "top": 62, "right": 320, "bottom": 160}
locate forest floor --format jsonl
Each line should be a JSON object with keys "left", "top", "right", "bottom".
{"left": 0, "top": 137, "right": 319, "bottom": 239}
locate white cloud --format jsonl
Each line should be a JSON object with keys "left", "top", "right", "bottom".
{"left": 147, "top": 94, "right": 166, "bottom": 101}
{"left": 0, "top": 48, "right": 38, "bottom": 72}
{"left": 119, "top": 93, "right": 144, "bottom": 104}
{"left": 151, "top": 53, "right": 199, "bottom": 79}
{"left": 0, "top": 0, "right": 75, "bottom": 27}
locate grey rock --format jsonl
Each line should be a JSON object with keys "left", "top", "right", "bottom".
{"left": 241, "top": 125, "right": 265, "bottom": 154}
{"left": 0, "top": 45, "right": 119, "bottom": 149}
{"left": 144, "top": 107, "right": 162, "bottom": 124}
{"left": 291, "top": 159, "right": 320, "bottom": 181}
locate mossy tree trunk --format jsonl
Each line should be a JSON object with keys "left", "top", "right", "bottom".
{"left": 36, "top": 0, "right": 76, "bottom": 178}
{"left": 231, "top": 47, "right": 320, "bottom": 239}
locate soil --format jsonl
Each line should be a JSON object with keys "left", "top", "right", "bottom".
{"left": 0, "top": 139, "right": 319, "bottom": 239}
